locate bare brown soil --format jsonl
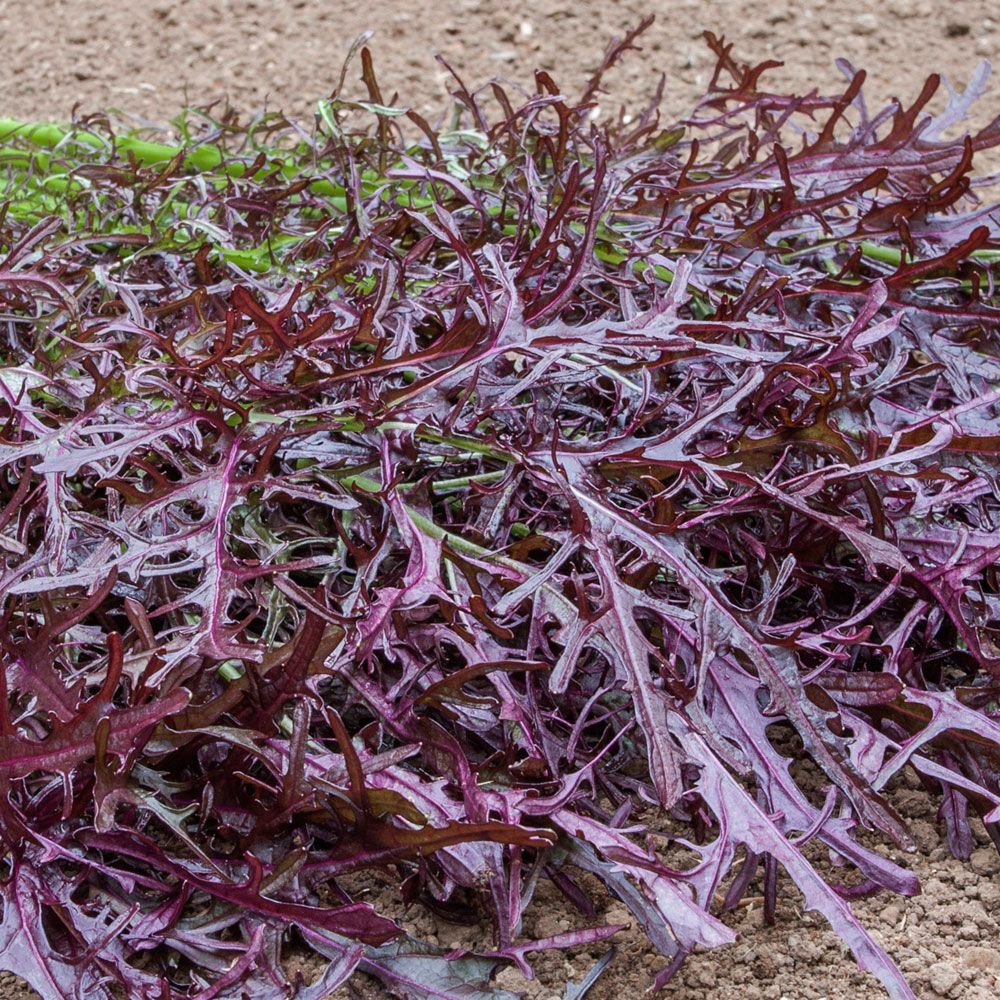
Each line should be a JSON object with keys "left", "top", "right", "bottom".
{"left": 1, "top": 0, "right": 997, "bottom": 129}
{"left": 2, "top": 1, "right": 1000, "bottom": 998}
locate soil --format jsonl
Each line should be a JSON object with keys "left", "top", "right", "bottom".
{"left": 3, "top": 2, "right": 1000, "bottom": 999}
{"left": 1, "top": 0, "right": 997, "bottom": 130}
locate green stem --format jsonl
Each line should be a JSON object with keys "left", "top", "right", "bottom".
{"left": 430, "top": 470, "right": 507, "bottom": 492}
{"left": 781, "top": 237, "right": 1000, "bottom": 267}
{"left": 859, "top": 240, "right": 1000, "bottom": 265}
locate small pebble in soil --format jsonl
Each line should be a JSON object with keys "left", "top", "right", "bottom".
{"left": 926, "top": 960, "right": 962, "bottom": 996}
{"left": 853, "top": 13, "right": 879, "bottom": 35}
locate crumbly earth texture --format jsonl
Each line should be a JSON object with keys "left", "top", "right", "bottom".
{"left": 2, "top": 1, "right": 1000, "bottom": 999}
{"left": 0, "top": 0, "right": 997, "bottom": 129}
